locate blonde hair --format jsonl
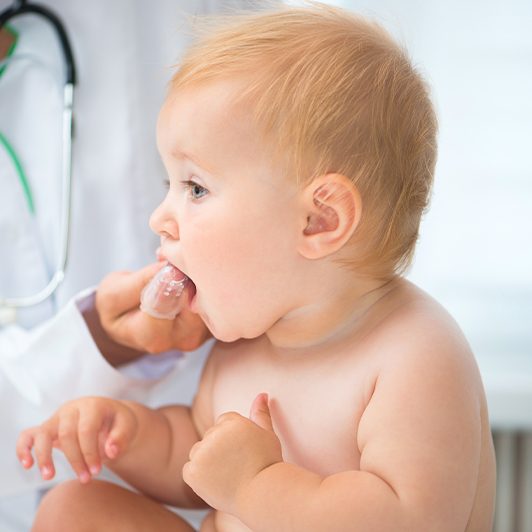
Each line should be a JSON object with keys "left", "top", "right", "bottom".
{"left": 171, "top": 1, "right": 438, "bottom": 278}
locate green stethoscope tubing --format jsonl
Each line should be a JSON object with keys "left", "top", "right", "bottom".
{"left": 0, "top": 131, "right": 35, "bottom": 215}
{"left": 0, "top": 23, "right": 35, "bottom": 215}
{"left": 0, "top": 1, "right": 76, "bottom": 311}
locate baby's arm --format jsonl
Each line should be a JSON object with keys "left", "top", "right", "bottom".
{"left": 108, "top": 402, "right": 207, "bottom": 507}
{"left": 232, "top": 335, "right": 482, "bottom": 530}
{"left": 111, "top": 350, "right": 217, "bottom": 507}
{"left": 17, "top": 351, "right": 217, "bottom": 509}
{"left": 247, "top": 344, "right": 480, "bottom": 531}
{"left": 17, "top": 398, "right": 204, "bottom": 508}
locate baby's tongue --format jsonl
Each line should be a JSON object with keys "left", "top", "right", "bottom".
{"left": 140, "top": 263, "right": 192, "bottom": 319}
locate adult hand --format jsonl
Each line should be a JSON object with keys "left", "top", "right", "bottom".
{"left": 94, "top": 263, "right": 210, "bottom": 362}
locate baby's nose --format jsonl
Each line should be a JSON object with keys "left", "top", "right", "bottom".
{"left": 149, "top": 201, "right": 179, "bottom": 240}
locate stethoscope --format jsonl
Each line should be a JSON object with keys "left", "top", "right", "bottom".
{"left": 0, "top": 0, "right": 76, "bottom": 323}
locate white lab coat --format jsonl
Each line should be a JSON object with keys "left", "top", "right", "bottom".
{"left": 0, "top": 290, "right": 214, "bottom": 497}
{"left": 0, "top": 289, "right": 213, "bottom": 529}
{"left": 0, "top": 0, "right": 254, "bottom": 529}
{"left": 0, "top": 0, "right": 189, "bottom": 324}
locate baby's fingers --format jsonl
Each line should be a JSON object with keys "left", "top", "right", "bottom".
{"left": 34, "top": 430, "right": 56, "bottom": 480}
{"left": 104, "top": 406, "right": 137, "bottom": 461}
{"left": 17, "top": 426, "right": 57, "bottom": 480}
{"left": 78, "top": 410, "right": 106, "bottom": 477}
{"left": 57, "top": 409, "right": 91, "bottom": 483}
{"left": 16, "top": 429, "right": 35, "bottom": 470}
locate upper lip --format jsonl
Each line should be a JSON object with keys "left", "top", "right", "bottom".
{"left": 158, "top": 249, "right": 182, "bottom": 273}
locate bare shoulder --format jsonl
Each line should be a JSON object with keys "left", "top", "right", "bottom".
{"left": 365, "top": 278, "right": 485, "bottom": 432}
{"left": 355, "top": 279, "right": 490, "bottom": 528}
{"left": 372, "top": 278, "right": 481, "bottom": 385}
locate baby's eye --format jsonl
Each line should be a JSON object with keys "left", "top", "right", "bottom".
{"left": 182, "top": 180, "right": 209, "bottom": 200}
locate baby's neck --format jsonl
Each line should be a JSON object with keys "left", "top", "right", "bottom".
{"left": 265, "top": 271, "right": 400, "bottom": 355}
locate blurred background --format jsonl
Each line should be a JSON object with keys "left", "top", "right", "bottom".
{"left": 290, "top": 1, "right": 531, "bottom": 530}
{"left": 1, "top": 0, "right": 530, "bottom": 530}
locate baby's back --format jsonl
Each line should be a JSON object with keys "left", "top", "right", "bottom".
{"left": 200, "top": 279, "right": 495, "bottom": 531}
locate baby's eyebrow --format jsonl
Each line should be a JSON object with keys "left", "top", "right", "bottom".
{"left": 171, "top": 148, "right": 214, "bottom": 176}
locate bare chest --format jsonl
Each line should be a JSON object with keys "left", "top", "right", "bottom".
{"left": 210, "top": 347, "right": 377, "bottom": 477}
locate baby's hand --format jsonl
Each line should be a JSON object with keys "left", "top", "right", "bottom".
{"left": 183, "top": 393, "right": 283, "bottom": 515}
{"left": 16, "top": 397, "right": 138, "bottom": 484}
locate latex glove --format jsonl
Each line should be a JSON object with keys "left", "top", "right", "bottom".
{"left": 140, "top": 262, "right": 189, "bottom": 319}
{"left": 182, "top": 393, "right": 283, "bottom": 515}
{"left": 96, "top": 263, "right": 210, "bottom": 355}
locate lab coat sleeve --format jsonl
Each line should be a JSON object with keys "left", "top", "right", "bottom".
{"left": 0, "top": 289, "right": 183, "bottom": 410}
{"left": 0, "top": 290, "right": 212, "bottom": 498}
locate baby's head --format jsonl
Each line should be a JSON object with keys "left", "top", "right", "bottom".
{"left": 151, "top": 2, "right": 437, "bottom": 341}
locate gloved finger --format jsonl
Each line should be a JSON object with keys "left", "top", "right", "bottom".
{"left": 57, "top": 409, "right": 91, "bottom": 483}
{"left": 140, "top": 263, "right": 189, "bottom": 319}
{"left": 98, "top": 262, "right": 164, "bottom": 317}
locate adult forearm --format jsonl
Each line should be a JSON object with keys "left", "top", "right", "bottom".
{"left": 80, "top": 292, "right": 145, "bottom": 367}
{"left": 236, "top": 463, "right": 410, "bottom": 532}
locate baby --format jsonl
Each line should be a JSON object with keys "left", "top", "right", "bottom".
{"left": 17, "top": 4, "right": 496, "bottom": 531}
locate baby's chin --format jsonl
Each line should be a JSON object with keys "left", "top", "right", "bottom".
{"left": 203, "top": 318, "right": 242, "bottom": 343}
{"left": 205, "top": 316, "right": 267, "bottom": 343}
{"left": 193, "top": 289, "right": 276, "bottom": 343}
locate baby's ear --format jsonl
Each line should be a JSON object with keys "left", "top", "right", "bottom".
{"left": 297, "top": 174, "right": 362, "bottom": 260}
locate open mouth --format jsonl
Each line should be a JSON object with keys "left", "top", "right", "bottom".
{"left": 140, "top": 260, "right": 199, "bottom": 319}
{"left": 164, "top": 262, "right": 198, "bottom": 312}
{"left": 155, "top": 248, "right": 199, "bottom": 313}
